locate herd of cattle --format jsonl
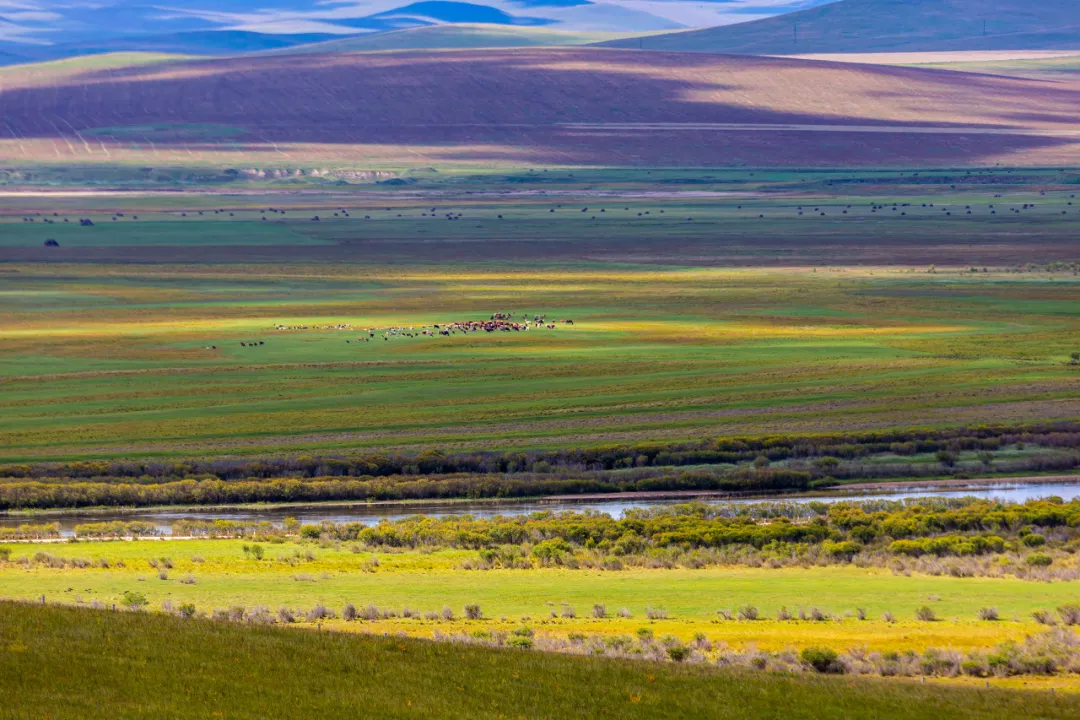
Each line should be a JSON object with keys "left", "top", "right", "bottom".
{"left": 275, "top": 313, "right": 575, "bottom": 344}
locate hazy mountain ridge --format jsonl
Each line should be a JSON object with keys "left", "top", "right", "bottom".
{"left": 599, "top": 0, "right": 1080, "bottom": 54}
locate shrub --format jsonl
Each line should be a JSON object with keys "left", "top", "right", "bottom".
{"left": 561, "top": 604, "right": 576, "bottom": 619}
{"left": 776, "top": 606, "right": 792, "bottom": 621}
{"left": 977, "top": 607, "right": 999, "bottom": 621}
{"left": 306, "top": 604, "right": 334, "bottom": 622}
{"left": 0, "top": 548, "right": 10, "bottom": 561}
{"left": 157, "top": 569, "right": 168, "bottom": 580}
{"left": 179, "top": 574, "right": 196, "bottom": 585}
{"left": 646, "top": 607, "right": 668, "bottom": 620}
{"left": 1026, "top": 553, "right": 1052, "bottom": 567}
{"left": 1032, "top": 610, "right": 1056, "bottom": 626}
{"left": 592, "top": 604, "right": 606, "bottom": 619}
{"left": 915, "top": 606, "right": 937, "bottom": 622}
{"left": 464, "top": 604, "right": 482, "bottom": 620}
{"left": 667, "top": 645, "right": 691, "bottom": 662}
{"left": 300, "top": 525, "right": 321, "bottom": 539}
{"left": 822, "top": 540, "right": 861, "bottom": 560}
{"left": 882, "top": 611, "right": 895, "bottom": 623}
{"left": 441, "top": 607, "right": 455, "bottom": 621}
{"left": 737, "top": 605, "right": 759, "bottom": 621}
{"left": 1058, "top": 604, "right": 1080, "bottom": 626}
{"left": 636, "top": 628, "right": 654, "bottom": 641}
{"left": 507, "top": 636, "right": 533, "bottom": 650}
{"left": 801, "top": 646, "right": 842, "bottom": 673}
{"left": 961, "top": 659, "right": 988, "bottom": 677}
{"left": 277, "top": 608, "right": 295, "bottom": 623}
{"left": 342, "top": 603, "right": 357, "bottom": 621}
{"left": 935, "top": 450, "right": 957, "bottom": 467}
{"left": 177, "top": 603, "right": 197, "bottom": 619}
{"left": 855, "top": 607, "right": 867, "bottom": 621}
{"left": 121, "top": 591, "right": 148, "bottom": 611}
{"left": 1022, "top": 534, "right": 1046, "bottom": 548}
{"left": 532, "top": 538, "right": 572, "bottom": 563}
{"left": 617, "top": 608, "right": 632, "bottom": 618}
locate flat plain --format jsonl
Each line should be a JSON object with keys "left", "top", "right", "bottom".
{"left": 2, "top": 168, "right": 1080, "bottom": 462}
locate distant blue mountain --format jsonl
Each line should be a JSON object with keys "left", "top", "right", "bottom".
{"left": 512, "top": 0, "right": 593, "bottom": 7}
{"left": 1, "top": 31, "right": 339, "bottom": 63}
{"left": 363, "top": 2, "right": 553, "bottom": 27}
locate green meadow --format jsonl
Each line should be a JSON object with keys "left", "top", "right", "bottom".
{"left": 0, "top": 537, "right": 1075, "bottom": 653}
{"left": 1, "top": 257, "right": 1078, "bottom": 461}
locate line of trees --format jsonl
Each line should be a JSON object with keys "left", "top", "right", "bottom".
{"left": 3, "top": 422, "right": 1077, "bottom": 483}
{"left": 0, "top": 469, "right": 813, "bottom": 510}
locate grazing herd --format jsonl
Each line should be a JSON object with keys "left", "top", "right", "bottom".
{"left": 266, "top": 312, "right": 576, "bottom": 347}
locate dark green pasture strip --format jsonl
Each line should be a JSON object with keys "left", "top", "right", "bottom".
{"left": 0, "top": 602, "right": 1074, "bottom": 720}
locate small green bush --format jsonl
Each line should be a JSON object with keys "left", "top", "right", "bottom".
{"left": 1022, "top": 534, "right": 1046, "bottom": 548}
{"left": 667, "top": 645, "right": 691, "bottom": 662}
{"left": 800, "top": 647, "right": 842, "bottom": 673}
{"left": 1026, "top": 553, "right": 1053, "bottom": 567}
{"left": 507, "top": 636, "right": 533, "bottom": 650}
{"left": 121, "top": 590, "right": 148, "bottom": 610}
{"left": 464, "top": 604, "right": 482, "bottom": 620}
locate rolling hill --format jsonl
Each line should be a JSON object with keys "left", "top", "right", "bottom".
{"left": 1, "top": 47, "right": 1078, "bottom": 168}
{"left": 599, "top": 0, "right": 1080, "bottom": 55}
{"left": 0, "top": 0, "right": 691, "bottom": 63}
{"left": 265, "top": 24, "right": 640, "bottom": 54}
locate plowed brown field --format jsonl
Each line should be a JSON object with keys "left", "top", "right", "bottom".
{"left": 2, "top": 48, "right": 1080, "bottom": 166}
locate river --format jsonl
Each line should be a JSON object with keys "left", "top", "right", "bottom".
{"left": 2, "top": 481, "right": 1078, "bottom": 537}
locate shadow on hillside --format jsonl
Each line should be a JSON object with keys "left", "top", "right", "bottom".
{"left": 1, "top": 49, "right": 1078, "bottom": 166}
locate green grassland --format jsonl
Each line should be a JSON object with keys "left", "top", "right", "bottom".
{"left": 1, "top": 259, "right": 1078, "bottom": 461}
{"left": 5, "top": 603, "right": 1074, "bottom": 720}
{"left": 0, "top": 538, "right": 1076, "bottom": 653}
{"left": 1, "top": 172, "right": 1078, "bottom": 463}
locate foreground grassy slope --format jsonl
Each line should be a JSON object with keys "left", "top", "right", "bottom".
{"left": 1, "top": 602, "right": 1075, "bottom": 720}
